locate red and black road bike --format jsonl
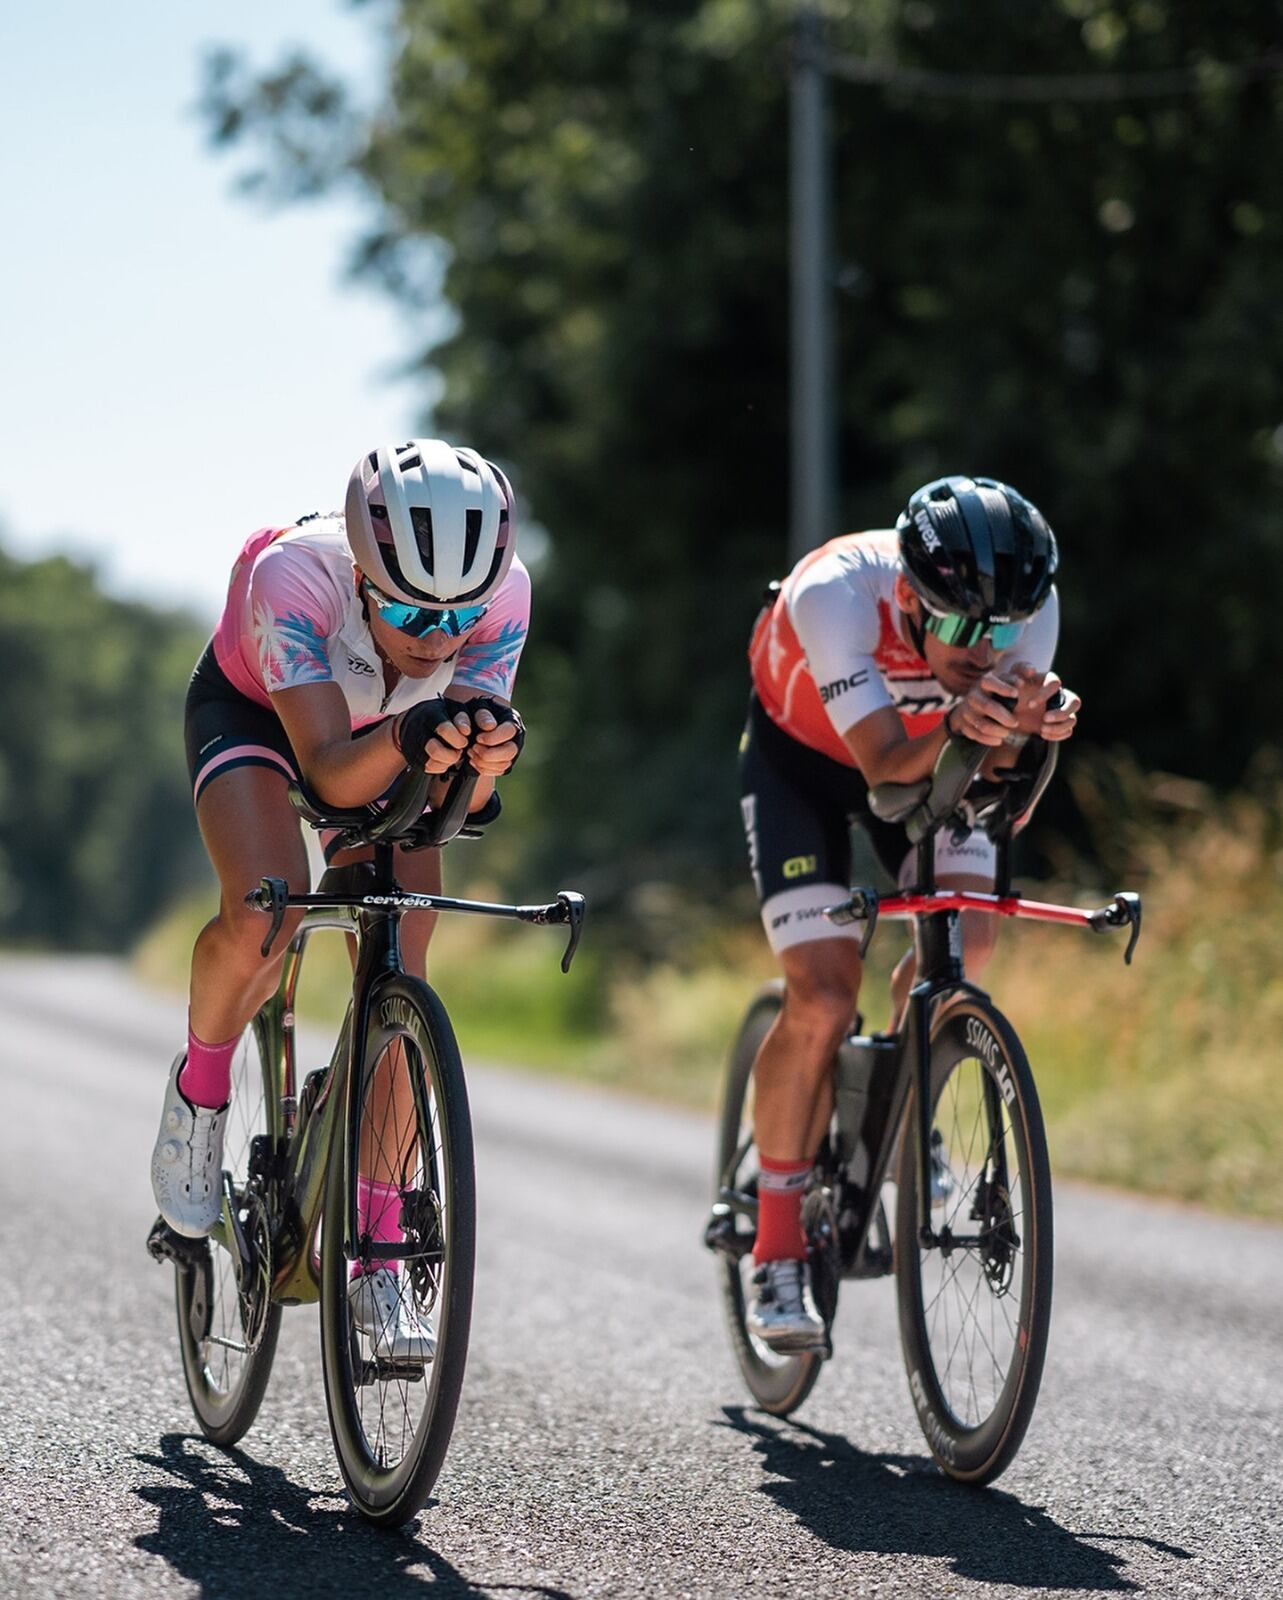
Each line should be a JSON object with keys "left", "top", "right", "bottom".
{"left": 705, "top": 723, "right": 1141, "bottom": 1484}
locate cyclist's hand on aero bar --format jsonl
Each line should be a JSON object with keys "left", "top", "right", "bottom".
{"left": 395, "top": 698, "right": 475, "bottom": 774}
{"left": 998, "top": 662, "right": 1081, "bottom": 743}
{"left": 463, "top": 699, "right": 525, "bottom": 777}
{"left": 947, "top": 672, "right": 1024, "bottom": 746}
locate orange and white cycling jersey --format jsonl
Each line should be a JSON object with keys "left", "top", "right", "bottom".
{"left": 748, "top": 528, "right": 1058, "bottom": 767}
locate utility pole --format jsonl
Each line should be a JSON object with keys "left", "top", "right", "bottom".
{"left": 789, "top": 6, "right": 837, "bottom": 563}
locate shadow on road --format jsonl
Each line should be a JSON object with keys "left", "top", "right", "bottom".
{"left": 718, "top": 1408, "right": 1193, "bottom": 1593}
{"left": 132, "top": 1434, "right": 575, "bottom": 1600}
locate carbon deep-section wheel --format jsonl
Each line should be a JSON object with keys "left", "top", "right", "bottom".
{"left": 175, "top": 1010, "right": 283, "bottom": 1446}
{"left": 896, "top": 995, "right": 1053, "bottom": 1484}
{"left": 319, "top": 974, "right": 476, "bottom": 1526}
{"left": 714, "top": 982, "right": 825, "bottom": 1417}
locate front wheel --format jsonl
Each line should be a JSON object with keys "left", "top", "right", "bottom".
{"left": 319, "top": 975, "right": 476, "bottom": 1527}
{"left": 895, "top": 996, "right": 1053, "bottom": 1484}
{"left": 714, "top": 983, "right": 825, "bottom": 1417}
{"left": 175, "top": 1011, "right": 283, "bottom": 1446}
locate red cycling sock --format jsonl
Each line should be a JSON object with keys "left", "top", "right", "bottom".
{"left": 754, "top": 1155, "right": 812, "bottom": 1264}
{"left": 353, "top": 1177, "right": 404, "bottom": 1278}
{"left": 178, "top": 1019, "right": 237, "bottom": 1109}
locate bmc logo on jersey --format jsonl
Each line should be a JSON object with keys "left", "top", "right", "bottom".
{"left": 819, "top": 669, "right": 868, "bottom": 704}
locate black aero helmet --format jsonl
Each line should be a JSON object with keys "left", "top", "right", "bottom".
{"left": 896, "top": 475, "right": 1058, "bottom": 623}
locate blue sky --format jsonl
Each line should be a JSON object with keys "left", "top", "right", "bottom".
{"left": 1, "top": 1, "right": 444, "bottom": 620}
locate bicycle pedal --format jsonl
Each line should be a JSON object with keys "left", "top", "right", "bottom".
{"left": 146, "top": 1215, "right": 208, "bottom": 1270}
{"left": 359, "top": 1357, "right": 428, "bottom": 1386}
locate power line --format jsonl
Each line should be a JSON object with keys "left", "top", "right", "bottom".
{"left": 808, "top": 46, "right": 1283, "bottom": 103}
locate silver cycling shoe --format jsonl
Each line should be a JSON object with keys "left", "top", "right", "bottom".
{"left": 747, "top": 1257, "right": 827, "bottom": 1352}
{"left": 349, "top": 1267, "right": 436, "bottom": 1363}
{"left": 150, "top": 1052, "right": 229, "bottom": 1238}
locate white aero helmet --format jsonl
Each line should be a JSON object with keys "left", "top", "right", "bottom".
{"left": 345, "top": 439, "right": 517, "bottom": 605}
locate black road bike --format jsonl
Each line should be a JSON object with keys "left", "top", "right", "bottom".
{"left": 148, "top": 764, "right": 585, "bottom": 1526}
{"left": 705, "top": 727, "right": 1141, "bottom": 1484}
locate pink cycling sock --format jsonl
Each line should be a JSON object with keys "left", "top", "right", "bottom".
{"left": 178, "top": 1019, "right": 238, "bottom": 1109}
{"left": 753, "top": 1155, "right": 812, "bottom": 1264}
{"left": 353, "top": 1177, "right": 404, "bottom": 1278}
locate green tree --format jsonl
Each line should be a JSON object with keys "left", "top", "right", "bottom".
{"left": 0, "top": 545, "right": 206, "bottom": 948}
{"left": 203, "top": 0, "right": 1283, "bottom": 902}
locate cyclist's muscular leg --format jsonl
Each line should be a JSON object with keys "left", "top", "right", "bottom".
{"left": 190, "top": 765, "right": 311, "bottom": 1044}
{"left": 753, "top": 938, "right": 863, "bottom": 1164}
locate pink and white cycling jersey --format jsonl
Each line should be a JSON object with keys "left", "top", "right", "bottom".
{"left": 212, "top": 517, "right": 531, "bottom": 726}
{"left": 750, "top": 528, "right": 1058, "bottom": 766}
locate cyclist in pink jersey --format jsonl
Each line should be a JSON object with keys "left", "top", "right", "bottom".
{"left": 152, "top": 440, "right": 529, "bottom": 1359}
{"left": 738, "top": 476, "right": 1081, "bottom": 1350}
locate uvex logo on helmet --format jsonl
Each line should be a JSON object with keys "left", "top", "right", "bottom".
{"left": 345, "top": 439, "right": 517, "bottom": 608}
{"left": 896, "top": 474, "right": 1058, "bottom": 624}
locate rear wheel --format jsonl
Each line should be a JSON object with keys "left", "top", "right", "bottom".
{"left": 175, "top": 1012, "right": 283, "bottom": 1445}
{"left": 714, "top": 983, "right": 825, "bottom": 1416}
{"left": 895, "top": 996, "right": 1053, "bottom": 1483}
{"left": 319, "top": 975, "right": 475, "bottom": 1526}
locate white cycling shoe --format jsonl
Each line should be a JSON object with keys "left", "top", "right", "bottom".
{"left": 349, "top": 1267, "right": 436, "bottom": 1363}
{"left": 150, "top": 1053, "right": 229, "bottom": 1238}
{"left": 747, "top": 1257, "right": 827, "bottom": 1352}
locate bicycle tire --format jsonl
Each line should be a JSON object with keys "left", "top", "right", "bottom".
{"left": 319, "top": 974, "right": 476, "bottom": 1526}
{"left": 895, "top": 994, "right": 1053, "bottom": 1484}
{"left": 175, "top": 1012, "right": 283, "bottom": 1446}
{"left": 716, "top": 982, "right": 825, "bottom": 1416}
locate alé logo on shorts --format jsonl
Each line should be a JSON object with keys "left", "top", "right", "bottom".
{"left": 782, "top": 854, "right": 818, "bottom": 880}
{"left": 965, "top": 1016, "right": 1016, "bottom": 1105}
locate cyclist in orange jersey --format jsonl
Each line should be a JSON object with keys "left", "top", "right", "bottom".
{"left": 739, "top": 476, "right": 1079, "bottom": 1349}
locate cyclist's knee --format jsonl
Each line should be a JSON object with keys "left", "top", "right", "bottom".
{"left": 780, "top": 945, "right": 861, "bottom": 1052}
{"left": 211, "top": 901, "right": 305, "bottom": 974}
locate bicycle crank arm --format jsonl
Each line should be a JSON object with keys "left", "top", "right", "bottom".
{"left": 221, "top": 1172, "right": 255, "bottom": 1284}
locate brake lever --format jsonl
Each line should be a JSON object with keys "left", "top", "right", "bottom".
{"left": 1088, "top": 891, "right": 1142, "bottom": 964}
{"left": 824, "top": 886, "right": 879, "bottom": 959}
{"left": 554, "top": 891, "right": 587, "bottom": 973}
{"left": 246, "top": 876, "right": 290, "bottom": 958}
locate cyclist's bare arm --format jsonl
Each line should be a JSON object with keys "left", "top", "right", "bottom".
{"left": 271, "top": 681, "right": 410, "bottom": 808}
{"left": 845, "top": 668, "right": 1080, "bottom": 789}
{"left": 272, "top": 681, "right": 520, "bottom": 811}
{"left": 842, "top": 674, "right": 1021, "bottom": 785}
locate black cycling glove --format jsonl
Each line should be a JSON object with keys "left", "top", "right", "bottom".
{"left": 393, "top": 696, "right": 475, "bottom": 770}
{"left": 394, "top": 696, "right": 525, "bottom": 772}
{"left": 462, "top": 696, "right": 526, "bottom": 768}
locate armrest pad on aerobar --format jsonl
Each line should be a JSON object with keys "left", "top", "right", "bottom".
{"left": 286, "top": 779, "right": 378, "bottom": 831}
{"left": 867, "top": 779, "right": 931, "bottom": 825}
{"left": 285, "top": 766, "right": 431, "bottom": 841}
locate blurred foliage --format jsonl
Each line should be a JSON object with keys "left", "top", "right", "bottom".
{"left": 0, "top": 544, "right": 206, "bottom": 948}
{"left": 200, "top": 0, "right": 1283, "bottom": 908}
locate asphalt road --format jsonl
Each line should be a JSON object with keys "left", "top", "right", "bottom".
{"left": 1, "top": 954, "right": 1280, "bottom": 1600}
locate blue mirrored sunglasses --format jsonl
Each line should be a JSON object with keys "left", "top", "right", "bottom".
{"left": 364, "top": 582, "right": 488, "bottom": 639}
{"left": 923, "top": 609, "right": 1023, "bottom": 650}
